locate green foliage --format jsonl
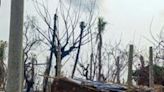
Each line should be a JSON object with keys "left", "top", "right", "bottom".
{"left": 153, "top": 65, "right": 164, "bottom": 79}
{"left": 96, "top": 17, "right": 107, "bottom": 42}
{"left": 133, "top": 64, "right": 164, "bottom": 85}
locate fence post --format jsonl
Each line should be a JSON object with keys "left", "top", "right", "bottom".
{"left": 116, "top": 56, "right": 120, "bottom": 84}
{"left": 127, "top": 45, "right": 133, "bottom": 90}
{"left": 149, "top": 46, "right": 154, "bottom": 91}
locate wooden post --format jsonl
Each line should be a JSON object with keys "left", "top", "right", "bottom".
{"left": 116, "top": 56, "right": 120, "bottom": 84}
{"left": 56, "top": 37, "right": 61, "bottom": 77}
{"left": 149, "top": 47, "right": 154, "bottom": 91}
{"left": 6, "top": 0, "right": 24, "bottom": 92}
{"left": 127, "top": 45, "right": 133, "bottom": 89}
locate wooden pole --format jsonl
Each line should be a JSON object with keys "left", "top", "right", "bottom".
{"left": 6, "top": 0, "right": 24, "bottom": 92}
{"left": 116, "top": 56, "right": 120, "bottom": 84}
{"left": 149, "top": 46, "right": 154, "bottom": 91}
{"left": 127, "top": 45, "right": 133, "bottom": 89}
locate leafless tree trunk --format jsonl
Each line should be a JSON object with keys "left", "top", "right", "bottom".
{"left": 149, "top": 46, "right": 154, "bottom": 91}
{"left": 90, "top": 53, "right": 93, "bottom": 80}
{"left": 43, "top": 14, "right": 57, "bottom": 92}
{"left": 6, "top": 0, "right": 24, "bottom": 92}
{"left": 98, "top": 34, "right": 102, "bottom": 81}
{"left": 55, "top": 24, "right": 62, "bottom": 77}
{"left": 97, "top": 18, "right": 106, "bottom": 81}
{"left": 71, "top": 21, "right": 85, "bottom": 78}
{"left": 127, "top": 45, "right": 133, "bottom": 89}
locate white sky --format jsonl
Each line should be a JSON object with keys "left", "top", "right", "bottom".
{"left": 1, "top": 0, "right": 164, "bottom": 48}
{"left": 100, "top": 0, "right": 164, "bottom": 48}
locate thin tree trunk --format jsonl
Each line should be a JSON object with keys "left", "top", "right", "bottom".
{"left": 71, "top": 22, "right": 85, "bottom": 78}
{"left": 127, "top": 45, "right": 133, "bottom": 89}
{"left": 98, "top": 33, "right": 102, "bottom": 81}
{"left": 90, "top": 53, "right": 93, "bottom": 80}
{"left": 149, "top": 47, "right": 154, "bottom": 91}
{"left": 89, "top": 27, "right": 93, "bottom": 80}
{"left": 97, "top": 18, "right": 106, "bottom": 81}
{"left": 43, "top": 14, "right": 57, "bottom": 92}
{"left": 6, "top": 0, "right": 24, "bottom": 92}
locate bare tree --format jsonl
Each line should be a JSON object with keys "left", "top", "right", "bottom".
{"left": 101, "top": 42, "right": 128, "bottom": 83}
{"left": 31, "top": 0, "right": 97, "bottom": 91}
{"left": 23, "top": 17, "right": 42, "bottom": 92}
{"left": 77, "top": 59, "right": 90, "bottom": 80}
{"left": 71, "top": 21, "right": 86, "bottom": 78}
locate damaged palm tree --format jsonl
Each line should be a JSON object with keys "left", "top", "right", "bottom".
{"left": 97, "top": 17, "right": 106, "bottom": 81}
{"left": 0, "top": 40, "right": 7, "bottom": 89}
{"left": 71, "top": 21, "right": 86, "bottom": 78}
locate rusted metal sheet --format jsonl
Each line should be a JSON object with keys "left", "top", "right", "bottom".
{"left": 51, "top": 77, "right": 126, "bottom": 92}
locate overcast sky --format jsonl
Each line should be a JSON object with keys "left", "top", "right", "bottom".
{"left": 1, "top": 0, "right": 164, "bottom": 49}
{"left": 1, "top": 0, "right": 164, "bottom": 81}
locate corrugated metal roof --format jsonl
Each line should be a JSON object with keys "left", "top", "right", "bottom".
{"left": 70, "top": 78, "right": 127, "bottom": 92}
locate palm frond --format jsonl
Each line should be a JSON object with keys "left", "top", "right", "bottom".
{"left": 98, "top": 17, "right": 107, "bottom": 33}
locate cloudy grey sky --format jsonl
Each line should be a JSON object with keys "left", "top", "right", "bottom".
{"left": 1, "top": 0, "right": 164, "bottom": 49}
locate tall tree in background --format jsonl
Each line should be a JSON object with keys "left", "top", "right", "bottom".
{"left": 6, "top": 0, "right": 24, "bottom": 92}
{"left": 97, "top": 17, "right": 106, "bottom": 81}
